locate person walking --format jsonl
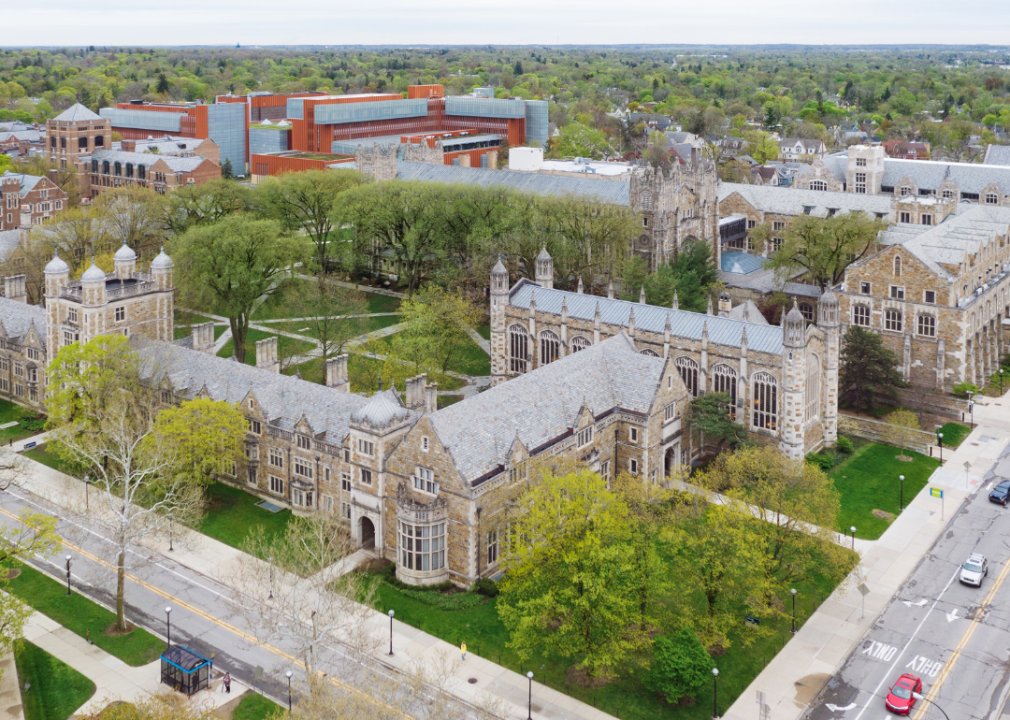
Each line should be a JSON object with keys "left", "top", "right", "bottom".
{"left": 460, "top": 641, "right": 467, "bottom": 662}
{"left": 223, "top": 672, "right": 231, "bottom": 694}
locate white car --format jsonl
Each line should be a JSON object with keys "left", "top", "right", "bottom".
{"left": 960, "top": 553, "right": 988, "bottom": 587}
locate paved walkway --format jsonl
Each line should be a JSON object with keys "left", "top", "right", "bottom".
{"left": 723, "top": 391, "right": 1010, "bottom": 720}
{"left": 0, "top": 652, "right": 23, "bottom": 720}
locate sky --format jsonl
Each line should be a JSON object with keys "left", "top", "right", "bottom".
{"left": 7, "top": 0, "right": 1010, "bottom": 47}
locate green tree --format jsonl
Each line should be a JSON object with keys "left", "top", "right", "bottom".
{"left": 882, "top": 409, "right": 922, "bottom": 457}
{"left": 549, "top": 122, "right": 611, "bottom": 159}
{"left": 221, "top": 158, "right": 233, "bottom": 179}
{"left": 283, "top": 279, "right": 368, "bottom": 383}
{"left": 386, "top": 286, "right": 481, "bottom": 374}
{"left": 644, "top": 629, "right": 714, "bottom": 704}
{"left": 688, "top": 393, "right": 744, "bottom": 452}
{"left": 172, "top": 215, "right": 309, "bottom": 363}
{"left": 152, "top": 398, "right": 246, "bottom": 487}
{"left": 156, "top": 73, "right": 170, "bottom": 94}
{"left": 634, "top": 238, "right": 719, "bottom": 311}
{"left": 839, "top": 326, "right": 903, "bottom": 411}
{"left": 160, "top": 179, "right": 256, "bottom": 236}
{"left": 498, "top": 468, "right": 645, "bottom": 677}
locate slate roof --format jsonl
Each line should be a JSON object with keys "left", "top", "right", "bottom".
{"left": 0, "top": 130, "right": 41, "bottom": 143}
{"left": 718, "top": 182, "right": 893, "bottom": 217}
{"left": 983, "top": 145, "right": 1010, "bottom": 167}
{"left": 132, "top": 338, "right": 401, "bottom": 444}
{"left": 508, "top": 280, "right": 784, "bottom": 354}
{"left": 817, "top": 152, "right": 1010, "bottom": 194}
{"left": 351, "top": 388, "right": 411, "bottom": 427}
{"left": 52, "top": 104, "right": 103, "bottom": 123}
{"left": 780, "top": 138, "right": 823, "bottom": 152}
{"left": 0, "top": 297, "right": 46, "bottom": 349}
{"left": 428, "top": 333, "right": 666, "bottom": 483}
{"left": 0, "top": 230, "right": 20, "bottom": 262}
{"left": 123, "top": 137, "right": 207, "bottom": 156}
{"left": 0, "top": 171, "right": 43, "bottom": 198}
{"left": 727, "top": 300, "right": 768, "bottom": 324}
{"left": 86, "top": 149, "right": 206, "bottom": 173}
{"left": 395, "top": 161, "right": 631, "bottom": 206}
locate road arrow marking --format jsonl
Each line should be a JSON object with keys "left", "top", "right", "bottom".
{"left": 946, "top": 608, "right": 960, "bottom": 622}
{"left": 903, "top": 599, "right": 928, "bottom": 608}
{"left": 825, "top": 703, "right": 856, "bottom": 712}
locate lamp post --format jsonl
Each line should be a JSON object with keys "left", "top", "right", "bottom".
{"left": 388, "top": 609, "right": 395, "bottom": 656}
{"left": 286, "top": 670, "right": 293, "bottom": 712}
{"left": 268, "top": 555, "right": 274, "bottom": 600}
{"left": 84, "top": 475, "right": 90, "bottom": 511}
{"left": 476, "top": 505, "right": 483, "bottom": 577}
{"left": 712, "top": 668, "right": 720, "bottom": 719}
{"left": 899, "top": 475, "right": 906, "bottom": 511}
{"left": 1001, "top": 368, "right": 1004, "bottom": 394}
{"left": 65, "top": 555, "right": 72, "bottom": 596}
{"left": 912, "top": 692, "right": 951, "bottom": 720}
{"left": 938, "top": 432, "right": 944, "bottom": 462}
{"left": 169, "top": 513, "right": 174, "bottom": 552}
{"left": 165, "top": 606, "right": 172, "bottom": 647}
{"left": 526, "top": 671, "right": 534, "bottom": 720}
{"left": 790, "top": 588, "right": 797, "bottom": 634}
{"left": 967, "top": 390, "right": 974, "bottom": 428}
{"left": 850, "top": 526, "right": 856, "bottom": 550}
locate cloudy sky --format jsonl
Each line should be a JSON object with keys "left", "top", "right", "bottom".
{"left": 7, "top": 0, "right": 1010, "bottom": 46}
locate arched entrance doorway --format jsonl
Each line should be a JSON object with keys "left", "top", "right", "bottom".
{"left": 360, "top": 517, "right": 375, "bottom": 549}
{"left": 665, "top": 444, "right": 680, "bottom": 478}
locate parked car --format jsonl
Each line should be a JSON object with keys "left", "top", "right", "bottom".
{"left": 989, "top": 480, "right": 1010, "bottom": 505}
{"left": 960, "top": 553, "right": 988, "bottom": 587}
{"left": 885, "top": 673, "right": 922, "bottom": 715}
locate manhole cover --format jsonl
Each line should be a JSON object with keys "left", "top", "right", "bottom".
{"left": 468, "top": 678, "right": 478, "bottom": 684}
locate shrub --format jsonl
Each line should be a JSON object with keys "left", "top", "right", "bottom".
{"left": 835, "top": 436, "right": 854, "bottom": 454}
{"left": 18, "top": 418, "right": 46, "bottom": 432}
{"left": 645, "top": 628, "right": 714, "bottom": 704}
{"left": 380, "top": 563, "right": 453, "bottom": 592}
{"left": 805, "top": 452, "right": 834, "bottom": 471}
{"left": 953, "top": 382, "right": 979, "bottom": 398}
{"left": 473, "top": 578, "right": 499, "bottom": 597}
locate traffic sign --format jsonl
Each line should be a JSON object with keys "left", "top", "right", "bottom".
{"left": 929, "top": 487, "right": 943, "bottom": 499}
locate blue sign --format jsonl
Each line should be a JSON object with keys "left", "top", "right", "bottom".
{"left": 23, "top": 441, "right": 36, "bottom": 449}
{"left": 745, "top": 615, "right": 760, "bottom": 625}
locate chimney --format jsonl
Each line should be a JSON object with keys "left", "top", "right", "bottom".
{"left": 487, "top": 149, "right": 498, "bottom": 169}
{"left": 424, "top": 382, "right": 438, "bottom": 413}
{"left": 459, "top": 154, "right": 471, "bottom": 168}
{"left": 255, "top": 337, "right": 279, "bottom": 373}
{"left": 405, "top": 373, "right": 427, "bottom": 409}
{"left": 3, "top": 275, "right": 26, "bottom": 303}
{"left": 191, "top": 322, "right": 215, "bottom": 354}
{"left": 325, "top": 354, "right": 349, "bottom": 391}
{"left": 48, "top": 168, "right": 59, "bottom": 185}
{"left": 121, "top": 140, "right": 136, "bottom": 152}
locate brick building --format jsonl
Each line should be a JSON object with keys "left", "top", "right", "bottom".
{"left": 45, "top": 104, "right": 112, "bottom": 170}
{"left": 1, "top": 172, "right": 68, "bottom": 230}
{"left": 83, "top": 149, "right": 221, "bottom": 197}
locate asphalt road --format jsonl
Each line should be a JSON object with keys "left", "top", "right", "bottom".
{"left": 0, "top": 483, "right": 471, "bottom": 718}
{"left": 806, "top": 442, "right": 1010, "bottom": 720}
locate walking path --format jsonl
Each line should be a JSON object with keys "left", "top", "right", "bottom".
{"left": 0, "top": 652, "right": 23, "bottom": 720}
{"left": 723, "top": 391, "right": 1010, "bottom": 720}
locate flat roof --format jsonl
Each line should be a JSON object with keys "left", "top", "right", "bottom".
{"left": 539, "top": 159, "right": 634, "bottom": 177}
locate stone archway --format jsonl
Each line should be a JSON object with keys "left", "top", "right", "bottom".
{"left": 664, "top": 444, "right": 680, "bottom": 478}
{"left": 360, "top": 517, "right": 375, "bottom": 550}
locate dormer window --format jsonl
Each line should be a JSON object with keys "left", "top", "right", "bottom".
{"left": 297, "top": 435, "right": 310, "bottom": 450}
{"left": 577, "top": 426, "right": 594, "bottom": 448}
{"left": 247, "top": 419, "right": 261, "bottom": 435}
{"left": 414, "top": 467, "right": 438, "bottom": 494}
{"left": 358, "top": 439, "right": 374, "bottom": 457}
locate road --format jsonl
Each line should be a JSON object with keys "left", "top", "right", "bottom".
{"left": 0, "top": 482, "right": 472, "bottom": 718}
{"left": 806, "top": 442, "right": 1010, "bottom": 720}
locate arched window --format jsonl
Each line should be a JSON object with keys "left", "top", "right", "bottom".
{"left": 125, "top": 163, "right": 134, "bottom": 178}
{"left": 894, "top": 256, "right": 902, "bottom": 276}
{"left": 674, "top": 356, "right": 699, "bottom": 397}
{"left": 90, "top": 160, "right": 98, "bottom": 173}
{"left": 113, "top": 161, "right": 122, "bottom": 177}
{"left": 638, "top": 191, "right": 653, "bottom": 210}
{"left": 810, "top": 181, "right": 827, "bottom": 191}
{"left": 853, "top": 304, "right": 871, "bottom": 327}
{"left": 799, "top": 303, "right": 814, "bottom": 322}
{"left": 987, "top": 192, "right": 999, "bottom": 205}
{"left": 138, "top": 165, "right": 146, "bottom": 180}
{"left": 508, "top": 324, "right": 528, "bottom": 374}
{"left": 711, "top": 364, "right": 738, "bottom": 419}
{"left": 539, "top": 330, "right": 560, "bottom": 366}
{"left": 885, "top": 309, "right": 903, "bottom": 332}
{"left": 917, "top": 314, "right": 936, "bottom": 337}
{"left": 752, "top": 372, "right": 778, "bottom": 431}
{"left": 570, "top": 336, "right": 591, "bottom": 353}
{"left": 101, "top": 161, "right": 110, "bottom": 175}
{"left": 640, "top": 349, "right": 659, "bottom": 357}
{"left": 805, "top": 355, "right": 820, "bottom": 422}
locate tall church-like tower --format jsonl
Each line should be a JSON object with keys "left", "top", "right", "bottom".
{"left": 489, "top": 259, "right": 511, "bottom": 386}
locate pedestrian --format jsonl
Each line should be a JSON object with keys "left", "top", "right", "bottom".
{"left": 223, "top": 672, "right": 231, "bottom": 694}
{"left": 460, "top": 641, "right": 467, "bottom": 662}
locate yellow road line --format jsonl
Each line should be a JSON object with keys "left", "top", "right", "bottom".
{"left": 0, "top": 506, "right": 411, "bottom": 718}
{"left": 911, "top": 556, "right": 1010, "bottom": 720}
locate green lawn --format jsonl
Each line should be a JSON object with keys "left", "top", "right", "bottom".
{"left": 6, "top": 563, "right": 164, "bottom": 666}
{"left": 232, "top": 693, "right": 283, "bottom": 720}
{"left": 270, "top": 314, "right": 403, "bottom": 340}
{"left": 23, "top": 444, "right": 87, "bottom": 478}
{"left": 252, "top": 278, "right": 402, "bottom": 321}
{"left": 345, "top": 354, "right": 466, "bottom": 392}
{"left": 173, "top": 309, "right": 213, "bottom": 327}
{"left": 829, "top": 443, "right": 941, "bottom": 540}
{"left": 217, "top": 329, "right": 315, "bottom": 365}
{"left": 197, "top": 481, "right": 294, "bottom": 555}
{"left": 15, "top": 641, "right": 95, "bottom": 720}
{"left": 365, "top": 293, "right": 401, "bottom": 314}
{"left": 937, "top": 422, "right": 971, "bottom": 449}
{"left": 366, "top": 550, "right": 850, "bottom": 720}
{"left": 477, "top": 324, "right": 491, "bottom": 340}
{"left": 368, "top": 335, "right": 489, "bottom": 377}
{"left": 0, "top": 399, "right": 42, "bottom": 445}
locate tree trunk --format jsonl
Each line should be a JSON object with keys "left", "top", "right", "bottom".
{"left": 231, "top": 316, "right": 248, "bottom": 364}
{"left": 116, "top": 551, "right": 127, "bottom": 631}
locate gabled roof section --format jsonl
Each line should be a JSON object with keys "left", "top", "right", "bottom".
{"left": 0, "top": 297, "right": 46, "bottom": 349}
{"left": 52, "top": 103, "right": 104, "bottom": 123}
{"left": 0, "top": 171, "right": 43, "bottom": 197}
{"left": 718, "top": 182, "right": 892, "bottom": 217}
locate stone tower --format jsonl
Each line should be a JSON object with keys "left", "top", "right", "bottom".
{"left": 354, "top": 144, "right": 398, "bottom": 182}
{"left": 779, "top": 302, "right": 807, "bottom": 460}
{"left": 817, "top": 290, "right": 840, "bottom": 446}
{"left": 43, "top": 249, "right": 71, "bottom": 361}
{"left": 535, "top": 247, "right": 554, "bottom": 289}
{"left": 846, "top": 145, "right": 885, "bottom": 195}
{"left": 489, "top": 259, "right": 510, "bottom": 386}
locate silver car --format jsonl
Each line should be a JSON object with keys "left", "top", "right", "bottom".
{"left": 960, "top": 553, "right": 988, "bottom": 587}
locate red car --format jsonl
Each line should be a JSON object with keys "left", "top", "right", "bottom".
{"left": 885, "top": 674, "right": 922, "bottom": 715}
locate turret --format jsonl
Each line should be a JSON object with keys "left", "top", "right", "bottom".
{"left": 818, "top": 290, "right": 841, "bottom": 445}
{"left": 80, "top": 259, "right": 107, "bottom": 308}
{"left": 43, "top": 248, "right": 69, "bottom": 300}
{"left": 150, "top": 247, "right": 174, "bottom": 292}
{"left": 490, "top": 259, "right": 510, "bottom": 386}
{"left": 113, "top": 240, "right": 137, "bottom": 280}
{"left": 779, "top": 301, "right": 807, "bottom": 460}
{"left": 535, "top": 247, "right": 554, "bottom": 289}
{"left": 783, "top": 301, "right": 805, "bottom": 348}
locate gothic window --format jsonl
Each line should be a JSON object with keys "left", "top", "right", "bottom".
{"left": 943, "top": 189, "right": 955, "bottom": 199}
{"left": 113, "top": 162, "right": 122, "bottom": 177}
{"left": 894, "top": 256, "right": 901, "bottom": 276}
{"left": 917, "top": 314, "right": 936, "bottom": 337}
{"left": 101, "top": 161, "right": 110, "bottom": 175}
{"left": 885, "top": 309, "right": 903, "bottom": 332}
{"left": 810, "top": 181, "right": 827, "bottom": 191}
{"left": 91, "top": 160, "right": 98, "bottom": 173}
{"left": 570, "top": 336, "right": 591, "bottom": 353}
{"left": 539, "top": 329, "right": 560, "bottom": 366}
{"left": 125, "top": 163, "right": 134, "bottom": 178}
{"left": 987, "top": 192, "right": 999, "bottom": 205}
{"left": 508, "top": 324, "right": 529, "bottom": 374}
{"left": 399, "top": 521, "right": 445, "bottom": 572}
{"left": 640, "top": 349, "right": 659, "bottom": 357}
{"left": 799, "top": 303, "right": 814, "bottom": 322}
{"left": 752, "top": 372, "right": 778, "bottom": 431}
{"left": 805, "top": 355, "right": 820, "bottom": 422}
{"left": 711, "top": 364, "right": 738, "bottom": 419}
{"left": 900, "top": 186, "right": 911, "bottom": 196}
{"left": 853, "top": 304, "right": 871, "bottom": 327}
{"left": 638, "top": 191, "right": 653, "bottom": 210}
{"left": 674, "top": 356, "right": 700, "bottom": 397}
{"left": 487, "top": 529, "right": 499, "bottom": 566}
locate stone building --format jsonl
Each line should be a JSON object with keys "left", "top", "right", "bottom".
{"left": 489, "top": 250, "right": 840, "bottom": 461}
{"left": 1, "top": 172, "right": 68, "bottom": 231}
{"left": 0, "top": 274, "right": 45, "bottom": 407}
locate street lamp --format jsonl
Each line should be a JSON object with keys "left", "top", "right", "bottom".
{"left": 388, "top": 609, "right": 395, "bottom": 656}
{"left": 790, "top": 588, "right": 797, "bottom": 634}
{"left": 899, "top": 475, "right": 906, "bottom": 511}
{"left": 526, "top": 671, "right": 534, "bottom": 720}
{"left": 65, "top": 555, "right": 72, "bottom": 596}
{"left": 476, "top": 506, "right": 483, "bottom": 576}
{"left": 712, "top": 668, "right": 720, "bottom": 719}
{"left": 268, "top": 555, "right": 274, "bottom": 600}
{"left": 169, "top": 513, "right": 174, "bottom": 552}
{"left": 938, "top": 432, "right": 944, "bottom": 462}
{"left": 165, "top": 606, "right": 172, "bottom": 647}
{"left": 1000, "top": 368, "right": 1004, "bottom": 394}
{"left": 967, "top": 390, "right": 975, "bottom": 428}
{"left": 912, "top": 692, "right": 951, "bottom": 720}
{"left": 84, "top": 475, "right": 90, "bottom": 512}
{"left": 850, "top": 526, "right": 856, "bottom": 550}
{"left": 286, "top": 670, "right": 293, "bottom": 712}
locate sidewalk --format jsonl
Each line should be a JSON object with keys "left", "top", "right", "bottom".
{"left": 723, "top": 391, "right": 1010, "bottom": 720}
{"left": 0, "top": 652, "right": 23, "bottom": 720}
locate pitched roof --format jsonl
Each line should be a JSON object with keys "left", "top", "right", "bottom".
{"left": 0, "top": 171, "right": 44, "bottom": 197}
{"left": 52, "top": 104, "right": 104, "bottom": 123}
{"left": 428, "top": 333, "right": 667, "bottom": 483}
{"left": 820, "top": 151, "right": 1010, "bottom": 194}
{"left": 983, "top": 144, "right": 1010, "bottom": 167}
{"left": 395, "top": 161, "right": 631, "bottom": 206}
{"left": 0, "top": 129, "right": 41, "bottom": 143}
{"left": 727, "top": 299, "right": 768, "bottom": 324}
{"left": 0, "top": 297, "right": 46, "bottom": 349}
{"left": 508, "top": 280, "right": 784, "bottom": 354}
{"left": 0, "top": 230, "right": 20, "bottom": 262}
{"left": 85, "top": 149, "right": 208, "bottom": 173}
{"left": 718, "top": 182, "right": 893, "bottom": 217}
{"left": 780, "top": 138, "right": 823, "bottom": 151}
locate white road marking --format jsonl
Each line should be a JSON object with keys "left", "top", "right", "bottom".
{"left": 902, "top": 599, "right": 928, "bottom": 608}
{"left": 904, "top": 655, "right": 942, "bottom": 677}
{"left": 825, "top": 703, "right": 856, "bottom": 711}
{"left": 861, "top": 641, "right": 898, "bottom": 661}
{"left": 946, "top": 608, "right": 960, "bottom": 622}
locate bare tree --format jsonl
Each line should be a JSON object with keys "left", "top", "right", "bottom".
{"left": 284, "top": 280, "right": 368, "bottom": 383}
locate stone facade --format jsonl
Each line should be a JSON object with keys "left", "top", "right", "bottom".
{"left": 0, "top": 275, "right": 45, "bottom": 410}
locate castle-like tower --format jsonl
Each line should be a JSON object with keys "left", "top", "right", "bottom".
{"left": 628, "top": 153, "right": 719, "bottom": 272}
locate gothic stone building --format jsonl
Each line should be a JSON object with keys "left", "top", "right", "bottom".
{"left": 489, "top": 251, "right": 841, "bottom": 461}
